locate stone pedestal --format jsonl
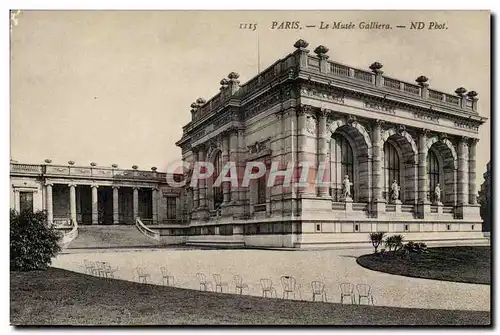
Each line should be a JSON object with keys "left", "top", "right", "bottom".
{"left": 394, "top": 199, "right": 402, "bottom": 213}
{"left": 435, "top": 201, "right": 443, "bottom": 215}
{"left": 372, "top": 200, "right": 386, "bottom": 218}
{"left": 417, "top": 200, "right": 431, "bottom": 219}
{"left": 456, "top": 204, "right": 481, "bottom": 220}
{"left": 344, "top": 197, "right": 353, "bottom": 214}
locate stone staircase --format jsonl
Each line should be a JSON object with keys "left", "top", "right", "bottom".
{"left": 66, "top": 225, "right": 162, "bottom": 250}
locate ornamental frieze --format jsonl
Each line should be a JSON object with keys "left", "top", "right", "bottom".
{"left": 413, "top": 111, "right": 440, "bottom": 124}
{"left": 363, "top": 101, "right": 396, "bottom": 115}
{"left": 247, "top": 139, "right": 270, "bottom": 155}
{"left": 300, "top": 85, "right": 345, "bottom": 104}
{"left": 244, "top": 84, "right": 292, "bottom": 120}
{"left": 454, "top": 120, "right": 479, "bottom": 131}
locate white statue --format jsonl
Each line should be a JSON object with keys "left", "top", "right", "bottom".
{"left": 434, "top": 184, "right": 441, "bottom": 203}
{"left": 391, "top": 180, "right": 400, "bottom": 201}
{"left": 342, "top": 175, "right": 352, "bottom": 199}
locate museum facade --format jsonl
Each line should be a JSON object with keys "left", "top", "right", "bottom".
{"left": 174, "top": 39, "right": 488, "bottom": 248}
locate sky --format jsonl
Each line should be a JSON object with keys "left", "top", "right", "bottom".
{"left": 10, "top": 10, "right": 490, "bottom": 185}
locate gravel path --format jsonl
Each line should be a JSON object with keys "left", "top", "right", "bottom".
{"left": 52, "top": 248, "right": 490, "bottom": 312}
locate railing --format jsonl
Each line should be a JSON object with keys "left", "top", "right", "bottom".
{"left": 352, "top": 69, "right": 373, "bottom": 83}
{"left": 445, "top": 94, "right": 460, "bottom": 106}
{"left": 10, "top": 163, "right": 176, "bottom": 182}
{"left": 59, "top": 219, "right": 78, "bottom": 248}
{"left": 383, "top": 77, "right": 401, "bottom": 90}
{"left": 403, "top": 82, "right": 421, "bottom": 96}
{"left": 428, "top": 89, "right": 444, "bottom": 101}
{"left": 330, "top": 62, "right": 350, "bottom": 77}
{"left": 135, "top": 217, "right": 161, "bottom": 241}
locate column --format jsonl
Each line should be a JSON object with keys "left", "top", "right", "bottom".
{"left": 417, "top": 129, "right": 431, "bottom": 218}
{"left": 69, "top": 183, "right": 77, "bottom": 224}
{"left": 46, "top": 183, "right": 53, "bottom": 224}
{"left": 192, "top": 149, "right": 200, "bottom": 209}
{"left": 14, "top": 190, "right": 20, "bottom": 212}
{"left": 113, "top": 186, "right": 119, "bottom": 224}
{"left": 317, "top": 109, "right": 329, "bottom": 197}
{"left": 296, "top": 107, "right": 308, "bottom": 195}
{"left": 133, "top": 187, "right": 139, "bottom": 220}
{"left": 222, "top": 134, "right": 230, "bottom": 205}
{"left": 229, "top": 129, "right": 239, "bottom": 204}
{"left": 91, "top": 184, "right": 98, "bottom": 224}
{"left": 457, "top": 137, "right": 469, "bottom": 205}
{"left": 198, "top": 147, "right": 207, "bottom": 209}
{"left": 468, "top": 139, "right": 478, "bottom": 204}
{"left": 417, "top": 130, "right": 429, "bottom": 203}
{"left": 372, "top": 120, "right": 385, "bottom": 216}
{"left": 152, "top": 188, "right": 158, "bottom": 224}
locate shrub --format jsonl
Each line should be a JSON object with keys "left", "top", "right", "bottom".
{"left": 392, "top": 234, "right": 405, "bottom": 252}
{"left": 369, "top": 232, "right": 386, "bottom": 253}
{"left": 10, "top": 209, "right": 62, "bottom": 271}
{"left": 403, "top": 241, "right": 428, "bottom": 254}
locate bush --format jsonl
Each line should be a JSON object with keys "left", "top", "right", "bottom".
{"left": 10, "top": 209, "right": 62, "bottom": 271}
{"left": 385, "top": 234, "right": 405, "bottom": 253}
{"left": 403, "top": 241, "right": 428, "bottom": 254}
{"left": 369, "top": 232, "right": 386, "bottom": 253}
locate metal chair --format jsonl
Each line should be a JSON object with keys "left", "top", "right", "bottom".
{"left": 102, "top": 261, "right": 117, "bottom": 279}
{"left": 213, "top": 274, "right": 228, "bottom": 293}
{"left": 339, "top": 283, "right": 356, "bottom": 304}
{"left": 160, "top": 267, "right": 175, "bottom": 286}
{"left": 84, "top": 259, "right": 96, "bottom": 275}
{"left": 196, "top": 273, "right": 213, "bottom": 291}
{"left": 356, "top": 284, "right": 374, "bottom": 305}
{"left": 280, "top": 276, "right": 302, "bottom": 300}
{"left": 135, "top": 267, "right": 151, "bottom": 284}
{"left": 95, "top": 261, "right": 106, "bottom": 278}
{"left": 233, "top": 275, "right": 249, "bottom": 295}
{"left": 311, "top": 281, "right": 327, "bottom": 302}
{"left": 260, "top": 278, "right": 277, "bottom": 298}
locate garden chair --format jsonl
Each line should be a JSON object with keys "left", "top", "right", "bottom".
{"left": 196, "top": 273, "right": 213, "bottom": 291}
{"left": 95, "top": 261, "right": 106, "bottom": 278}
{"left": 160, "top": 267, "right": 175, "bottom": 286}
{"left": 356, "top": 284, "right": 375, "bottom": 305}
{"left": 280, "top": 276, "right": 302, "bottom": 300}
{"left": 213, "top": 274, "right": 229, "bottom": 293}
{"left": 339, "top": 282, "right": 356, "bottom": 304}
{"left": 260, "top": 278, "right": 277, "bottom": 298}
{"left": 102, "top": 261, "right": 117, "bottom": 279}
{"left": 84, "top": 259, "right": 96, "bottom": 275}
{"left": 135, "top": 267, "right": 151, "bottom": 284}
{"left": 311, "top": 281, "right": 328, "bottom": 302}
{"left": 233, "top": 275, "right": 249, "bottom": 295}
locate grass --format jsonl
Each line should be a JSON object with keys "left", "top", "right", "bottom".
{"left": 11, "top": 267, "right": 490, "bottom": 326}
{"left": 357, "top": 246, "right": 491, "bottom": 285}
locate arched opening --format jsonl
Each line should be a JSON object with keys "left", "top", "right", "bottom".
{"left": 330, "top": 133, "right": 355, "bottom": 202}
{"left": 383, "top": 141, "right": 401, "bottom": 202}
{"left": 212, "top": 151, "right": 223, "bottom": 210}
{"left": 427, "top": 149, "right": 440, "bottom": 203}
{"left": 381, "top": 132, "right": 418, "bottom": 204}
{"left": 427, "top": 141, "right": 456, "bottom": 205}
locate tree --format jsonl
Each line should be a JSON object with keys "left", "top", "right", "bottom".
{"left": 392, "top": 234, "right": 404, "bottom": 252}
{"left": 10, "top": 209, "right": 62, "bottom": 271}
{"left": 369, "top": 232, "right": 386, "bottom": 253}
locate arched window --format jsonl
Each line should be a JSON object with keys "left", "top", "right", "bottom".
{"left": 427, "top": 150, "right": 440, "bottom": 203}
{"left": 213, "top": 151, "right": 223, "bottom": 209}
{"left": 331, "top": 134, "right": 354, "bottom": 201}
{"left": 383, "top": 141, "right": 401, "bottom": 201}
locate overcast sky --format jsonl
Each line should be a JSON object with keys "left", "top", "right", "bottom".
{"left": 10, "top": 10, "right": 490, "bottom": 184}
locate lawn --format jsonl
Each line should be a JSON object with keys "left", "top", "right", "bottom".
{"left": 10, "top": 267, "right": 490, "bottom": 326}
{"left": 357, "top": 246, "right": 491, "bottom": 285}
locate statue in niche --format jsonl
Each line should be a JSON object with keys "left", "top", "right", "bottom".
{"left": 342, "top": 175, "right": 352, "bottom": 200}
{"left": 391, "top": 180, "right": 400, "bottom": 201}
{"left": 434, "top": 184, "right": 441, "bottom": 203}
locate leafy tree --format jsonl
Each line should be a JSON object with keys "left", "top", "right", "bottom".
{"left": 369, "top": 232, "right": 386, "bottom": 253}
{"left": 10, "top": 209, "right": 62, "bottom": 271}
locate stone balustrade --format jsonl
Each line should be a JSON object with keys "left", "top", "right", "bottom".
{"left": 10, "top": 163, "right": 176, "bottom": 182}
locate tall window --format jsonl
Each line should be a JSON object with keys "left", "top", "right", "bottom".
{"left": 166, "top": 196, "right": 176, "bottom": 220}
{"left": 19, "top": 192, "right": 33, "bottom": 213}
{"left": 427, "top": 150, "right": 440, "bottom": 203}
{"left": 331, "top": 134, "right": 354, "bottom": 201}
{"left": 213, "top": 151, "right": 223, "bottom": 209}
{"left": 383, "top": 141, "right": 401, "bottom": 201}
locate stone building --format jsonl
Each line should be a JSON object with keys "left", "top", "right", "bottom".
{"left": 10, "top": 161, "right": 185, "bottom": 227}
{"left": 175, "top": 39, "right": 488, "bottom": 248}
